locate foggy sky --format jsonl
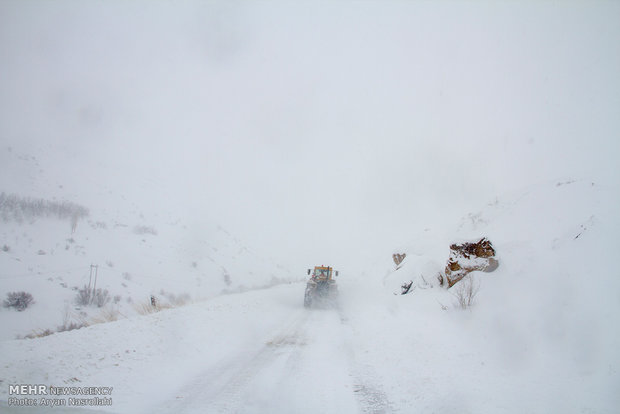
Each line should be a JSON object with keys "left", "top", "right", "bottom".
{"left": 1, "top": 1, "right": 619, "bottom": 270}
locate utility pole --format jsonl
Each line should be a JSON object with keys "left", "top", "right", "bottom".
{"left": 90, "top": 264, "right": 99, "bottom": 305}
{"left": 88, "top": 265, "right": 94, "bottom": 293}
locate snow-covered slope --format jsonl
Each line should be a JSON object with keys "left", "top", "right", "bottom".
{"left": 384, "top": 178, "right": 619, "bottom": 292}
{"left": 0, "top": 145, "right": 296, "bottom": 341}
{"left": 357, "top": 178, "right": 620, "bottom": 413}
{"left": 1, "top": 177, "right": 618, "bottom": 413}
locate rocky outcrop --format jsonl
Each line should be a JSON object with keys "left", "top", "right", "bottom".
{"left": 440, "top": 238, "right": 498, "bottom": 288}
{"left": 392, "top": 253, "right": 406, "bottom": 267}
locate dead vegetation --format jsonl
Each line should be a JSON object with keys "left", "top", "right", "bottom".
{"left": 134, "top": 301, "right": 171, "bottom": 315}
{"left": 3, "top": 291, "right": 34, "bottom": 311}
{"left": 133, "top": 291, "right": 191, "bottom": 315}
{"left": 451, "top": 275, "right": 480, "bottom": 309}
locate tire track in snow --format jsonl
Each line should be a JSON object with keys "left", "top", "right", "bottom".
{"left": 352, "top": 375, "right": 394, "bottom": 414}
{"left": 154, "top": 309, "right": 310, "bottom": 413}
{"left": 206, "top": 310, "right": 312, "bottom": 413}
{"left": 339, "top": 309, "right": 396, "bottom": 413}
{"left": 157, "top": 300, "right": 388, "bottom": 414}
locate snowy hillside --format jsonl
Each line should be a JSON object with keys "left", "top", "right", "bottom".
{"left": 1, "top": 178, "right": 618, "bottom": 413}
{"left": 376, "top": 178, "right": 620, "bottom": 412}
{"left": 0, "top": 145, "right": 295, "bottom": 341}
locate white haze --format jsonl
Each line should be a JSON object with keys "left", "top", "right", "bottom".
{"left": 1, "top": 1, "right": 618, "bottom": 271}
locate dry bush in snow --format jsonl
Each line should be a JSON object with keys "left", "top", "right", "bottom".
{"left": 75, "top": 285, "right": 91, "bottom": 306}
{"left": 22, "top": 329, "right": 55, "bottom": 339}
{"left": 89, "top": 307, "right": 122, "bottom": 324}
{"left": 57, "top": 321, "right": 89, "bottom": 333}
{"left": 134, "top": 291, "right": 190, "bottom": 316}
{"left": 92, "top": 289, "right": 110, "bottom": 307}
{"left": 75, "top": 285, "right": 110, "bottom": 307}
{"left": 3, "top": 291, "right": 34, "bottom": 311}
{"left": 57, "top": 304, "right": 89, "bottom": 333}
{"left": 451, "top": 275, "right": 480, "bottom": 309}
{"left": 134, "top": 301, "right": 171, "bottom": 315}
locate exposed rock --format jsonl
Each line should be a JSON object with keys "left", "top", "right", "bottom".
{"left": 393, "top": 253, "right": 406, "bottom": 267}
{"left": 441, "top": 238, "right": 498, "bottom": 288}
{"left": 401, "top": 281, "right": 413, "bottom": 295}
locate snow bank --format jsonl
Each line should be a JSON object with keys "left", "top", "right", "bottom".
{"left": 345, "top": 179, "right": 620, "bottom": 413}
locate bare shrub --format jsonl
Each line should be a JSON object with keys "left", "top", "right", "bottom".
{"left": 57, "top": 321, "right": 88, "bottom": 333}
{"left": 58, "top": 304, "right": 122, "bottom": 331}
{"left": 58, "top": 304, "right": 89, "bottom": 332}
{"left": 22, "top": 329, "right": 55, "bottom": 339}
{"left": 75, "top": 285, "right": 91, "bottom": 306}
{"left": 75, "top": 286, "right": 110, "bottom": 307}
{"left": 134, "top": 302, "right": 157, "bottom": 315}
{"left": 134, "top": 291, "right": 189, "bottom": 316}
{"left": 3, "top": 291, "right": 34, "bottom": 311}
{"left": 89, "top": 307, "right": 121, "bottom": 324}
{"left": 92, "top": 289, "right": 110, "bottom": 307}
{"left": 451, "top": 275, "right": 480, "bottom": 309}
{"left": 134, "top": 301, "right": 171, "bottom": 315}
{"left": 20, "top": 307, "right": 89, "bottom": 339}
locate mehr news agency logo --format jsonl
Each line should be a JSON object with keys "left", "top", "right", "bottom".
{"left": 8, "top": 384, "right": 113, "bottom": 408}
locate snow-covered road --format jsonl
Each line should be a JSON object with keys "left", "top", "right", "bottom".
{"left": 1, "top": 282, "right": 395, "bottom": 414}
{"left": 151, "top": 280, "right": 395, "bottom": 414}
{"left": 155, "top": 307, "right": 383, "bottom": 413}
{"left": 2, "top": 262, "right": 618, "bottom": 413}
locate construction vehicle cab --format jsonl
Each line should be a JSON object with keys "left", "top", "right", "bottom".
{"left": 304, "top": 265, "right": 338, "bottom": 308}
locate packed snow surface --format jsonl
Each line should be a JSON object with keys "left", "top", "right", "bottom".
{"left": 1, "top": 179, "right": 619, "bottom": 413}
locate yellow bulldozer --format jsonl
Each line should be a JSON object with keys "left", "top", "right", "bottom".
{"left": 304, "top": 265, "right": 338, "bottom": 308}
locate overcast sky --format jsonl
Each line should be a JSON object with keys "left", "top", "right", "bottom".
{"left": 1, "top": 1, "right": 619, "bottom": 270}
